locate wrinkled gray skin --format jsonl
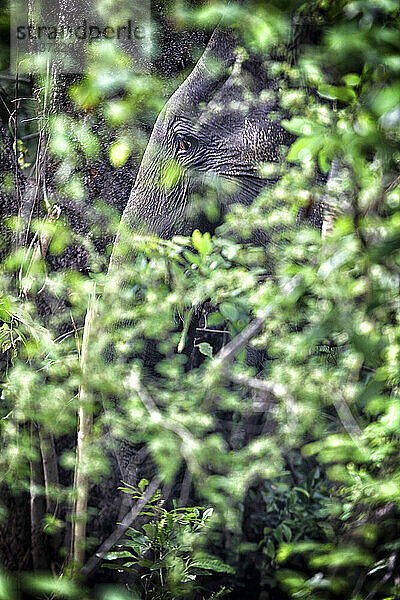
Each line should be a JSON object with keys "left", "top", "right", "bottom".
{"left": 109, "top": 26, "right": 302, "bottom": 381}
{"left": 105, "top": 26, "right": 298, "bottom": 516}
{"left": 117, "top": 27, "right": 295, "bottom": 247}
{"left": 101, "top": 29, "right": 303, "bottom": 585}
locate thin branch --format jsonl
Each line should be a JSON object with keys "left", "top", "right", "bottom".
{"left": 213, "top": 280, "right": 301, "bottom": 403}
{"left": 0, "top": 74, "right": 31, "bottom": 84}
{"left": 196, "top": 327, "right": 231, "bottom": 335}
{"left": 30, "top": 422, "right": 49, "bottom": 570}
{"left": 20, "top": 132, "right": 40, "bottom": 141}
{"left": 38, "top": 428, "right": 60, "bottom": 516}
{"left": 215, "top": 277, "right": 301, "bottom": 367}
{"left": 72, "top": 283, "right": 97, "bottom": 569}
{"left": 227, "top": 371, "right": 282, "bottom": 397}
{"left": 130, "top": 378, "right": 201, "bottom": 475}
{"left": 385, "top": 174, "right": 400, "bottom": 193}
{"left": 9, "top": 97, "right": 34, "bottom": 103}
{"left": 39, "top": 428, "right": 61, "bottom": 558}
{"left": 0, "top": 92, "right": 11, "bottom": 115}
{"left": 54, "top": 327, "right": 84, "bottom": 344}
{"left": 332, "top": 395, "right": 362, "bottom": 442}
{"left": 216, "top": 312, "right": 269, "bottom": 365}
{"left": 19, "top": 204, "right": 61, "bottom": 298}
{"left": 81, "top": 475, "right": 162, "bottom": 578}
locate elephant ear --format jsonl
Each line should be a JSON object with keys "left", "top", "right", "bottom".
{"left": 166, "top": 26, "right": 238, "bottom": 112}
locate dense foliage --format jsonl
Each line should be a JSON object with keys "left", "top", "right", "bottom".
{"left": 0, "top": 0, "right": 400, "bottom": 598}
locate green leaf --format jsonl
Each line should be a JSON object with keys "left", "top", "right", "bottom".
{"left": 281, "top": 118, "right": 322, "bottom": 136}
{"left": 192, "top": 556, "right": 235, "bottom": 574}
{"left": 318, "top": 85, "right": 356, "bottom": 104}
{"left": 276, "top": 543, "right": 293, "bottom": 563}
{"left": 96, "top": 585, "right": 140, "bottom": 600}
{"left": 138, "top": 478, "right": 149, "bottom": 492}
{"left": 0, "top": 571, "right": 16, "bottom": 600}
{"left": 138, "top": 559, "right": 153, "bottom": 568}
{"left": 264, "top": 538, "right": 275, "bottom": 559}
{"left": 287, "top": 135, "right": 324, "bottom": 163}
{"left": 197, "top": 342, "right": 213, "bottom": 358}
{"left": 207, "top": 311, "right": 224, "bottom": 326}
{"left": 274, "top": 525, "right": 284, "bottom": 543}
{"left": 192, "top": 229, "right": 213, "bottom": 257}
{"left": 318, "top": 146, "right": 333, "bottom": 174}
{"left": 219, "top": 302, "right": 239, "bottom": 322}
{"left": 22, "top": 575, "right": 79, "bottom": 598}
{"left": 342, "top": 73, "right": 360, "bottom": 87}
{"left": 109, "top": 140, "right": 131, "bottom": 167}
{"left": 294, "top": 487, "right": 310, "bottom": 499}
{"left": 281, "top": 523, "right": 293, "bottom": 542}
{"left": 202, "top": 507, "right": 214, "bottom": 520}
{"left": 183, "top": 249, "right": 201, "bottom": 266}
{"left": 159, "top": 158, "right": 184, "bottom": 189}
{"left": 372, "top": 83, "right": 400, "bottom": 116}
{"left": 104, "top": 551, "right": 134, "bottom": 560}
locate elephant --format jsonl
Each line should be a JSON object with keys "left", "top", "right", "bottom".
{"left": 104, "top": 19, "right": 325, "bottom": 483}
{"left": 109, "top": 23, "right": 322, "bottom": 371}
{"left": 97, "top": 22, "right": 325, "bottom": 593}
{"left": 114, "top": 27, "right": 297, "bottom": 246}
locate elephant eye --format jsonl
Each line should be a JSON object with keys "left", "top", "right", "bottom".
{"left": 177, "top": 137, "right": 192, "bottom": 152}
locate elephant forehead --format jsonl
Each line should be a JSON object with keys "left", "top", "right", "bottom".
{"left": 201, "top": 67, "right": 279, "bottom": 112}
{"left": 195, "top": 84, "right": 282, "bottom": 145}
{"left": 199, "top": 111, "right": 290, "bottom": 161}
{"left": 160, "top": 58, "right": 279, "bottom": 129}
{"left": 239, "top": 119, "right": 289, "bottom": 163}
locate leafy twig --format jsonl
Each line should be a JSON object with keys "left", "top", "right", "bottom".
{"left": 129, "top": 378, "right": 202, "bottom": 475}
{"left": 365, "top": 552, "right": 398, "bottom": 600}
{"left": 81, "top": 475, "right": 162, "bottom": 578}
{"left": 214, "top": 279, "right": 301, "bottom": 401}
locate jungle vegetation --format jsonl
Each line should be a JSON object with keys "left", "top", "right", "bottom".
{"left": 0, "top": 1, "right": 400, "bottom": 599}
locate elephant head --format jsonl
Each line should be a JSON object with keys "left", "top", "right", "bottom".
{"left": 116, "top": 26, "right": 296, "bottom": 245}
